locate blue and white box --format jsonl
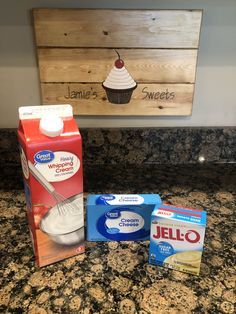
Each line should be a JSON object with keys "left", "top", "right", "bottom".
{"left": 86, "top": 194, "right": 162, "bottom": 241}
{"left": 149, "top": 204, "right": 207, "bottom": 275}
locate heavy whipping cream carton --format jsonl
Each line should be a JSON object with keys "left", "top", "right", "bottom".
{"left": 18, "top": 105, "right": 84, "bottom": 266}
{"left": 149, "top": 204, "right": 207, "bottom": 275}
{"left": 87, "top": 194, "right": 161, "bottom": 241}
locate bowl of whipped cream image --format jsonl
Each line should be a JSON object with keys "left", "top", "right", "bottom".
{"left": 40, "top": 193, "right": 84, "bottom": 246}
{"left": 102, "top": 50, "right": 137, "bottom": 104}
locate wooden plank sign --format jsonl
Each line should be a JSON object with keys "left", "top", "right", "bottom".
{"left": 33, "top": 9, "right": 202, "bottom": 116}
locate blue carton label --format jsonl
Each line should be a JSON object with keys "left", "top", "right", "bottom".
{"left": 97, "top": 207, "right": 150, "bottom": 240}
{"left": 87, "top": 194, "right": 161, "bottom": 242}
{"left": 96, "top": 194, "right": 145, "bottom": 205}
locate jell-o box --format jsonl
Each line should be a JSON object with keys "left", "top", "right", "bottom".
{"left": 149, "top": 204, "right": 207, "bottom": 275}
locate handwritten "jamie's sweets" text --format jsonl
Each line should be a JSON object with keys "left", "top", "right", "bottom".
{"left": 142, "top": 87, "right": 175, "bottom": 100}
{"left": 64, "top": 85, "right": 176, "bottom": 102}
{"left": 64, "top": 86, "right": 97, "bottom": 99}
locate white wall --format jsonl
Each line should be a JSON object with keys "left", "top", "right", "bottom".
{"left": 0, "top": 0, "right": 236, "bottom": 128}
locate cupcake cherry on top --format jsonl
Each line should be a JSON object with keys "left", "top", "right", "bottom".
{"left": 102, "top": 50, "right": 137, "bottom": 104}
{"left": 114, "top": 51, "right": 125, "bottom": 69}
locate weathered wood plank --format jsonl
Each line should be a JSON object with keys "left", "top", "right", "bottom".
{"left": 33, "top": 9, "right": 202, "bottom": 48}
{"left": 41, "top": 83, "right": 194, "bottom": 116}
{"left": 38, "top": 48, "right": 197, "bottom": 83}
{"left": 33, "top": 9, "right": 202, "bottom": 116}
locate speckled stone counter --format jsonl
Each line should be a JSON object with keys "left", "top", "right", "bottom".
{"left": 0, "top": 164, "right": 235, "bottom": 314}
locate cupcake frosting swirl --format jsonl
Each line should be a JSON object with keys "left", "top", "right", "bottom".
{"left": 103, "top": 67, "right": 136, "bottom": 90}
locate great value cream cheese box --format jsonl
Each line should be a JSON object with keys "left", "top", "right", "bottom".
{"left": 149, "top": 204, "right": 207, "bottom": 275}
{"left": 87, "top": 194, "right": 161, "bottom": 241}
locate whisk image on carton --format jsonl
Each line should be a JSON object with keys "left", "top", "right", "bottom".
{"left": 18, "top": 105, "right": 84, "bottom": 266}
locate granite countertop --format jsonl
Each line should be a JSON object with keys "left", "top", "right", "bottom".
{"left": 0, "top": 164, "right": 235, "bottom": 314}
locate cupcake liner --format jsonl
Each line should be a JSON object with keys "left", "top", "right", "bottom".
{"left": 102, "top": 84, "right": 137, "bottom": 104}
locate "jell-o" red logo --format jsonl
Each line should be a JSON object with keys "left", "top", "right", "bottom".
{"left": 153, "top": 226, "right": 201, "bottom": 243}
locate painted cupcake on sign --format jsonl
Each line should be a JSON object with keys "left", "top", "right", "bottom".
{"left": 102, "top": 50, "right": 137, "bottom": 104}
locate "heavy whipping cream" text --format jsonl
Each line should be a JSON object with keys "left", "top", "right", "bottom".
{"left": 34, "top": 152, "right": 80, "bottom": 182}
{"left": 48, "top": 158, "right": 74, "bottom": 173}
